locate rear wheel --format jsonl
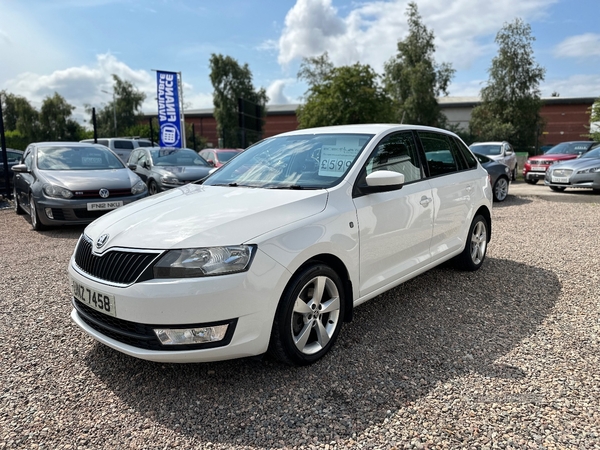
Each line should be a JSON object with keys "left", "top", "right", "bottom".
{"left": 549, "top": 186, "right": 566, "bottom": 192}
{"left": 269, "top": 264, "right": 345, "bottom": 366}
{"left": 525, "top": 179, "right": 538, "bottom": 185}
{"left": 511, "top": 165, "right": 518, "bottom": 181}
{"left": 492, "top": 176, "right": 509, "bottom": 202}
{"left": 454, "top": 214, "right": 488, "bottom": 271}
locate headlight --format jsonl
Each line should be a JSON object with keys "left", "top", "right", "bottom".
{"left": 154, "top": 245, "right": 255, "bottom": 278}
{"left": 161, "top": 176, "right": 184, "bottom": 185}
{"left": 577, "top": 166, "right": 600, "bottom": 174}
{"left": 43, "top": 184, "right": 73, "bottom": 199}
{"left": 526, "top": 160, "right": 532, "bottom": 165}
{"left": 131, "top": 180, "right": 147, "bottom": 195}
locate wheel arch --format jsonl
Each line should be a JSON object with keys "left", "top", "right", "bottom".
{"left": 291, "top": 253, "right": 354, "bottom": 323}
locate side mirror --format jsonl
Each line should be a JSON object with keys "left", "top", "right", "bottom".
{"left": 207, "top": 160, "right": 215, "bottom": 167}
{"left": 11, "top": 164, "right": 28, "bottom": 173}
{"left": 142, "top": 161, "right": 150, "bottom": 169}
{"left": 362, "top": 170, "right": 405, "bottom": 194}
{"left": 128, "top": 164, "right": 137, "bottom": 171}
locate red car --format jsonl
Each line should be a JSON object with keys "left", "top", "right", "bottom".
{"left": 198, "top": 148, "right": 243, "bottom": 168}
{"left": 523, "top": 141, "right": 597, "bottom": 184}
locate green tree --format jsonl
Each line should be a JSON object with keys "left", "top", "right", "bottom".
{"left": 1, "top": 91, "right": 40, "bottom": 142}
{"left": 38, "top": 92, "right": 83, "bottom": 141}
{"left": 297, "top": 52, "right": 335, "bottom": 90}
{"left": 209, "top": 54, "right": 268, "bottom": 148}
{"left": 383, "top": 2, "right": 454, "bottom": 127}
{"left": 469, "top": 18, "right": 546, "bottom": 153}
{"left": 297, "top": 62, "right": 394, "bottom": 128}
{"left": 86, "top": 74, "right": 146, "bottom": 138}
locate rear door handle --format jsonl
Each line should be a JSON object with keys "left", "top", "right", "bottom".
{"left": 420, "top": 196, "right": 432, "bottom": 207}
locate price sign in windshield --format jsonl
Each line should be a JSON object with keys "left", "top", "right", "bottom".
{"left": 319, "top": 141, "right": 360, "bottom": 177}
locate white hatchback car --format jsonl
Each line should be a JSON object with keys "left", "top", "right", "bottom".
{"left": 69, "top": 124, "right": 493, "bottom": 366}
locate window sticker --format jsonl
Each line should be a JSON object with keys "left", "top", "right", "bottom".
{"left": 318, "top": 138, "right": 361, "bottom": 177}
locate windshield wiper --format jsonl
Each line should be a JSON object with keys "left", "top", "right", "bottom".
{"left": 267, "top": 185, "right": 319, "bottom": 190}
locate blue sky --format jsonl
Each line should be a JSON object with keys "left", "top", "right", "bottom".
{"left": 1, "top": 0, "right": 599, "bottom": 123}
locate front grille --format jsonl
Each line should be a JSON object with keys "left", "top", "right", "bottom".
{"left": 73, "top": 189, "right": 133, "bottom": 198}
{"left": 73, "top": 209, "right": 110, "bottom": 219}
{"left": 50, "top": 208, "right": 66, "bottom": 220}
{"left": 552, "top": 169, "right": 573, "bottom": 177}
{"left": 74, "top": 235, "right": 163, "bottom": 285}
{"left": 73, "top": 299, "right": 236, "bottom": 351}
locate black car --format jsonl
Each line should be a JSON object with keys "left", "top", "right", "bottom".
{"left": 127, "top": 147, "right": 212, "bottom": 194}
{"left": 474, "top": 153, "right": 511, "bottom": 202}
{"left": 0, "top": 148, "right": 24, "bottom": 197}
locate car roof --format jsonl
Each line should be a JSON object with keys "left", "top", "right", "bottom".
{"left": 33, "top": 142, "right": 107, "bottom": 147}
{"left": 470, "top": 141, "right": 505, "bottom": 146}
{"left": 276, "top": 123, "right": 458, "bottom": 138}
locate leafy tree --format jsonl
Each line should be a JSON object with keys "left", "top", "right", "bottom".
{"left": 297, "top": 62, "right": 394, "bottom": 128}
{"left": 209, "top": 54, "right": 268, "bottom": 148}
{"left": 469, "top": 18, "right": 546, "bottom": 152}
{"left": 38, "top": 92, "right": 83, "bottom": 141}
{"left": 86, "top": 74, "right": 146, "bottom": 138}
{"left": 383, "top": 2, "right": 454, "bottom": 127}
{"left": 1, "top": 91, "right": 40, "bottom": 141}
{"left": 297, "top": 52, "right": 335, "bottom": 90}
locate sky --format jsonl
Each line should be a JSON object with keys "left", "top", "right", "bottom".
{"left": 1, "top": 0, "right": 599, "bottom": 123}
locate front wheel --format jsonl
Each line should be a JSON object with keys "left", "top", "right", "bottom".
{"left": 148, "top": 180, "right": 159, "bottom": 195}
{"left": 29, "top": 195, "right": 46, "bottom": 231}
{"left": 14, "top": 186, "right": 25, "bottom": 215}
{"left": 493, "top": 176, "right": 509, "bottom": 202}
{"left": 511, "top": 165, "right": 518, "bottom": 181}
{"left": 269, "top": 264, "right": 345, "bottom": 366}
{"left": 525, "top": 179, "right": 538, "bottom": 185}
{"left": 454, "top": 215, "right": 488, "bottom": 271}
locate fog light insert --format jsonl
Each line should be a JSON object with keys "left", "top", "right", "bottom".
{"left": 45, "top": 208, "right": 54, "bottom": 219}
{"left": 154, "top": 324, "right": 229, "bottom": 345}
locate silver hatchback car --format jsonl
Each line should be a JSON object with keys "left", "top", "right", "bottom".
{"left": 12, "top": 142, "right": 148, "bottom": 230}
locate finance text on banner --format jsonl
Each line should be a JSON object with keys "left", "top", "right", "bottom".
{"left": 156, "top": 71, "right": 182, "bottom": 148}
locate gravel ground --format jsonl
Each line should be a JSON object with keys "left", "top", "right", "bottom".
{"left": 1, "top": 193, "right": 599, "bottom": 449}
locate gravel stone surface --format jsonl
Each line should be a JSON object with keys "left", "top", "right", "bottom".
{"left": 1, "top": 193, "right": 599, "bottom": 449}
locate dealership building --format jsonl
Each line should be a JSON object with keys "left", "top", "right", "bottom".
{"left": 159, "top": 96, "right": 596, "bottom": 150}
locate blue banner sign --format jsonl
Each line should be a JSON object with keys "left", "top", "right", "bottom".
{"left": 156, "top": 71, "right": 182, "bottom": 148}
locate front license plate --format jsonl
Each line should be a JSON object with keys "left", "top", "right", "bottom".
{"left": 552, "top": 176, "right": 569, "bottom": 183}
{"left": 531, "top": 166, "right": 547, "bottom": 172}
{"left": 87, "top": 201, "right": 123, "bottom": 211}
{"left": 71, "top": 278, "right": 116, "bottom": 317}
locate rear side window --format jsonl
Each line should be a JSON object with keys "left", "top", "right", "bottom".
{"left": 114, "top": 140, "right": 135, "bottom": 150}
{"left": 418, "top": 131, "right": 467, "bottom": 176}
{"left": 453, "top": 137, "right": 478, "bottom": 169}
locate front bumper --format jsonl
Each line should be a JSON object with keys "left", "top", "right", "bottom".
{"left": 68, "top": 248, "right": 291, "bottom": 363}
{"left": 544, "top": 173, "right": 600, "bottom": 190}
{"left": 524, "top": 170, "right": 547, "bottom": 181}
{"left": 35, "top": 194, "right": 147, "bottom": 226}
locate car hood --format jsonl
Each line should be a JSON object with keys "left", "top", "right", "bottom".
{"left": 550, "top": 157, "right": 600, "bottom": 170}
{"left": 153, "top": 165, "right": 212, "bottom": 181}
{"left": 40, "top": 168, "right": 139, "bottom": 189}
{"left": 84, "top": 184, "right": 329, "bottom": 251}
{"left": 528, "top": 154, "right": 577, "bottom": 162}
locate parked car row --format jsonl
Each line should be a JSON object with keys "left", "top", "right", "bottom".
{"left": 523, "top": 141, "right": 598, "bottom": 184}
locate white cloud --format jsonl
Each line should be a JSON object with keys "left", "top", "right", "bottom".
{"left": 541, "top": 74, "right": 600, "bottom": 98}
{"left": 277, "top": 0, "right": 556, "bottom": 73}
{"left": 554, "top": 33, "right": 600, "bottom": 59}
{"left": 266, "top": 79, "right": 297, "bottom": 104}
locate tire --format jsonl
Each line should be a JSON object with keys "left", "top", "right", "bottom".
{"left": 148, "top": 180, "right": 159, "bottom": 195}
{"left": 492, "top": 176, "right": 509, "bottom": 202}
{"left": 14, "top": 186, "right": 25, "bottom": 215}
{"left": 525, "top": 179, "right": 538, "bottom": 185}
{"left": 269, "top": 264, "right": 345, "bottom": 366}
{"left": 29, "top": 195, "right": 46, "bottom": 231}
{"left": 454, "top": 214, "right": 488, "bottom": 271}
{"left": 511, "top": 165, "right": 518, "bottom": 182}
{"left": 549, "top": 186, "right": 566, "bottom": 192}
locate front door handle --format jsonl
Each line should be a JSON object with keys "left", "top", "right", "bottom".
{"left": 420, "top": 196, "right": 432, "bottom": 207}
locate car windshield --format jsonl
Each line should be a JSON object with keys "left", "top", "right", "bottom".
{"left": 150, "top": 149, "right": 210, "bottom": 167}
{"left": 546, "top": 142, "right": 591, "bottom": 155}
{"left": 581, "top": 146, "right": 600, "bottom": 159}
{"left": 36, "top": 145, "right": 124, "bottom": 170}
{"left": 217, "top": 150, "right": 241, "bottom": 163}
{"left": 203, "top": 133, "right": 374, "bottom": 189}
{"left": 471, "top": 144, "right": 501, "bottom": 156}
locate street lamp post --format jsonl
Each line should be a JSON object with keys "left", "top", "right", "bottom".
{"left": 101, "top": 89, "right": 117, "bottom": 137}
